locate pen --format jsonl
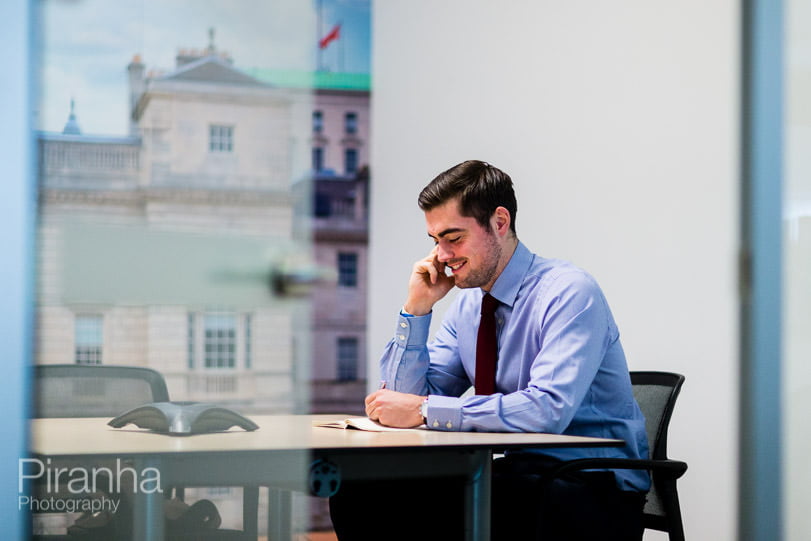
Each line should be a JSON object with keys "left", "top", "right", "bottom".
{"left": 379, "top": 380, "right": 387, "bottom": 390}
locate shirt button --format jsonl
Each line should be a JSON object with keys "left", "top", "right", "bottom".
{"left": 433, "top": 420, "right": 439, "bottom": 428}
{"left": 446, "top": 421, "right": 453, "bottom": 429}
{"left": 398, "top": 334, "right": 406, "bottom": 341}
{"left": 400, "top": 322, "right": 408, "bottom": 328}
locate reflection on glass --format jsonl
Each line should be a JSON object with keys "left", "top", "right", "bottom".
{"left": 74, "top": 314, "right": 103, "bottom": 364}
{"left": 33, "top": 0, "right": 371, "bottom": 536}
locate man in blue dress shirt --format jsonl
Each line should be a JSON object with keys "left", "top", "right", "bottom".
{"left": 329, "top": 160, "right": 649, "bottom": 540}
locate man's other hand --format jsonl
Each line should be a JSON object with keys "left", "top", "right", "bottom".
{"left": 365, "top": 389, "right": 425, "bottom": 428}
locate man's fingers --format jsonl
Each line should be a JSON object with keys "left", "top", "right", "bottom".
{"left": 414, "top": 260, "right": 439, "bottom": 285}
{"left": 425, "top": 263, "right": 437, "bottom": 284}
{"left": 365, "top": 389, "right": 390, "bottom": 416}
{"left": 364, "top": 392, "right": 377, "bottom": 417}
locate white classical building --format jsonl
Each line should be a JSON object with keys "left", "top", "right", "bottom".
{"left": 38, "top": 53, "right": 300, "bottom": 415}
{"left": 35, "top": 44, "right": 371, "bottom": 415}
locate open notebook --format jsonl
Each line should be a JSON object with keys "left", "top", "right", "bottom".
{"left": 314, "top": 417, "right": 426, "bottom": 432}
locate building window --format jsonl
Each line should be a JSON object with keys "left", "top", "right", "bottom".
{"left": 314, "top": 192, "right": 331, "bottom": 217}
{"left": 337, "top": 337, "right": 359, "bottom": 381}
{"left": 344, "top": 148, "right": 357, "bottom": 175}
{"left": 344, "top": 112, "right": 357, "bottom": 134}
{"left": 188, "top": 312, "right": 253, "bottom": 372}
{"left": 312, "top": 147, "right": 324, "bottom": 172}
{"left": 204, "top": 313, "right": 237, "bottom": 369}
{"left": 337, "top": 252, "right": 358, "bottom": 287}
{"left": 75, "top": 314, "right": 102, "bottom": 364}
{"left": 209, "top": 125, "right": 233, "bottom": 153}
{"left": 313, "top": 110, "right": 323, "bottom": 133}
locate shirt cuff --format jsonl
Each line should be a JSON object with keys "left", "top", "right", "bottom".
{"left": 424, "top": 395, "right": 463, "bottom": 431}
{"left": 393, "top": 312, "right": 432, "bottom": 348}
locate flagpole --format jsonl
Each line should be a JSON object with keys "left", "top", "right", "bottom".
{"left": 339, "top": 19, "right": 344, "bottom": 73}
{"left": 317, "top": 0, "right": 323, "bottom": 72}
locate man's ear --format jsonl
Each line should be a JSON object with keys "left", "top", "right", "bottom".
{"left": 492, "top": 206, "right": 511, "bottom": 237}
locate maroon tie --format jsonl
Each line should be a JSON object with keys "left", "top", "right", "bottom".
{"left": 475, "top": 293, "right": 499, "bottom": 395}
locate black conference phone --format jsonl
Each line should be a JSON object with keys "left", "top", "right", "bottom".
{"left": 108, "top": 401, "right": 259, "bottom": 435}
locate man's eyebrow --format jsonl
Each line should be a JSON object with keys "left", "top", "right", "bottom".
{"left": 428, "top": 227, "right": 464, "bottom": 240}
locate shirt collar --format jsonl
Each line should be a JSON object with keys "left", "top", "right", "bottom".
{"left": 485, "top": 241, "right": 533, "bottom": 308}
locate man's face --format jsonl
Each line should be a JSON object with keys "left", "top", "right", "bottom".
{"left": 425, "top": 198, "right": 502, "bottom": 291}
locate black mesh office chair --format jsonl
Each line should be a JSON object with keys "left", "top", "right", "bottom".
{"left": 545, "top": 371, "right": 688, "bottom": 541}
{"left": 34, "top": 364, "right": 170, "bottom": 418}
{"left": 31, "top": 364, "right": 252, "bottom": 540}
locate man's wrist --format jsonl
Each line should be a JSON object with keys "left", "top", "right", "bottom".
{"left": 419, "top": 396, "right": 429, "bottom": 424}
{"left": 403, "top": 301, "right": 432, "bottom": 317}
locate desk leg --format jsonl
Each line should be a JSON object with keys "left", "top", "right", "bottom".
{"left": 267, "top": 487, "right": 292, "bottom": 541}
{"left": 464, "top": 450, "right": 492, "bottom": 541}
{"left": 132, "top": 458, "right": 164, "bottom": 541}
{"left": 243, "top": 486, "right": 259, "bottom": 539}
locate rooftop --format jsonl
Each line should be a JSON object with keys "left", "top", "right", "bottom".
{"left": 244, "top": 68, "right": 371, "bottom": 92}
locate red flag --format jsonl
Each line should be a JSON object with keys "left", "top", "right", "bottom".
{"left": 319, "top": 24, "right": 341, "bottom": 49}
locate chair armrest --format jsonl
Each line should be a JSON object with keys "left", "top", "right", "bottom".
{"left": 543, "top": 458, "right": 688, "bottom": 480}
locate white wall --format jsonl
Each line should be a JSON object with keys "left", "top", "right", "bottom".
{"left": 785, "top": 1, "right": 811, "bottom": 535}
{"left": 369, "top": 2, "right": 739, "bottom": 540}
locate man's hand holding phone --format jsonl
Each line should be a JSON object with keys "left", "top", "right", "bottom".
{"left": 403, "top": 247, "right": 455, "bottom": 316}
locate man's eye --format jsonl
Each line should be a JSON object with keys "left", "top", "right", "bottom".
{"left": 449, "top": 237, "right": 461, "bottom": 243}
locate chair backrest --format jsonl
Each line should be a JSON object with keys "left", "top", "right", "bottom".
{"left": 630, "top": 370, "right": 685, "bottom": 522}
{"left": 33, "top": 364, "right": 170, "bottom": 418}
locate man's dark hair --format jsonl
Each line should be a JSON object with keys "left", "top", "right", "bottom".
{"left": 418, "top": 160, "right": 518, "bottom": 235}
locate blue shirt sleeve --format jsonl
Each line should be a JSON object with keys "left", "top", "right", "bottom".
{"left": 381, "top": 308, "right": 471, "bottom": 399}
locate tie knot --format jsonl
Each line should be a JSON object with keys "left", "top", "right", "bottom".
{"left": 481, "top": 293, "right": 499, "bottom": 316}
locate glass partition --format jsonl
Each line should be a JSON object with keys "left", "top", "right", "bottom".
{"left": 29, "top": 0, "right": 370, "bottom": 537}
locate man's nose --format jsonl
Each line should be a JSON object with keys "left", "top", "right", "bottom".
{"left": 436, "top": 244, "right": 453, "bottom": 262}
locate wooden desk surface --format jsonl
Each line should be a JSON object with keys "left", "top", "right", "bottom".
{"left": 30, "top": 414, "right": 623, "bottom": 457}
{"left": 28, "top": 414, "right": 624, "bottom": 541}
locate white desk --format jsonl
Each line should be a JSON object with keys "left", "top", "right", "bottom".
{"left": 29, "top": 414, "right": 623, "bottom": 541}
